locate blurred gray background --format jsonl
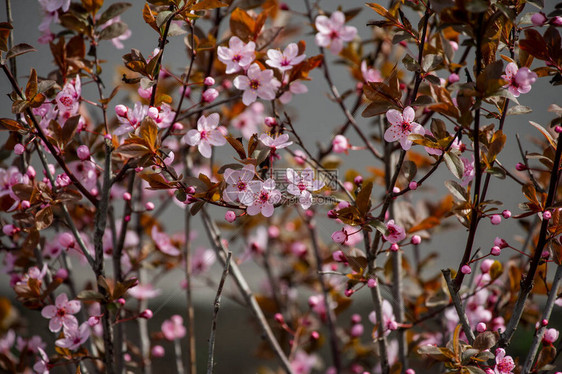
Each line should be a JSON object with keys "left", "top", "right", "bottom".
{"left": 1, "top": 0, "right": 561, "bottom": 373}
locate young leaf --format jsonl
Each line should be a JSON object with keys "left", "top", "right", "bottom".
{"left": 99, "top": 21, "right": 128, "bottom": 40}
{"left": 98, "top": 2, "right": 132, "bottom": 26}
{"left": 6, "top": 43, "right": 36, "bottom": 59}
{"left": 443, "top": 151, "right": 464, "bottom": 180}
{"left": 191, "top": 0, "right": 228, "bottom": 11}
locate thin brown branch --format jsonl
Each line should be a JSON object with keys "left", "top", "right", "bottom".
{"left": 442, "top": 269, "right": 475, "bottom": 344}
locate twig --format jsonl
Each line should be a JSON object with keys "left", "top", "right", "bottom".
{"left": 150, "top": 6, "right": 176, "bottom": 107}
{"left": 174, "top": 338, "right": 185, "bottom": 374}
{"left": 207, "top": 251, "right": 232, "bottom": 374}
{"left": 499, "top": 131, "right": 561, "bottom": 347}
{"left": 521, "top": 264, "right": 562, "bottom": 372}
{"left": 184, "top": 191, "right": 197, "bottom": 374}
{"left": 442, "top": 269, "right": 475, "bottom": 344}
{"left": 200, "top": 209, "right": 294, "bottom": 373}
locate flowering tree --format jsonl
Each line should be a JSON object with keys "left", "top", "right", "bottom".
{"left": 1, "top": 0, "right": 562, "bottom": 373}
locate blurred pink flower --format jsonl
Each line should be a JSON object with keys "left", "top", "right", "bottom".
{"left": 162, "top": 315, "right": 186, "bottom": 341}
{"left": 151, "top": 226, "right": 180, "bottom": 256}
{"left": 502, "top": 62, "right": 537, "bottom": 97}
{"left": 383, "top": 220, "right": 406, "bottom": 244}
{"left": 55, "top": 322, "right": 90, "bottom": 351}
{"left": 128, "top": 284, "right": 161, "bottom": 300}
{"left": 369, "top": 299, "right": 398, "bottom": 336}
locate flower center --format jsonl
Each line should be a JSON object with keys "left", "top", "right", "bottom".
{"left": 387, "top": 226, "right": 398, "bottom": 236}
{"left": 56, "top": 308, "right": 66, "bottom": 317}
{"left": 329, "top": 30, "right": 339, "bottom": 40}
{"left": 401, "top": 121, "right": 412, "bottom": 133}
{"left": 281, "top": 57, "right": 291, "bottom": 66}
{"left": 232, "top": 54, "right": 242, "bottom": 63}
{"left": 200, "top": 130, "right": 208, "bottom": 140}
{"left": 59, "top": 96, "right": 73, "bottom": 107}
{"left": 297, "top": 181, "right": 307, "bottom": 192}
{"left": 237, "top": 181, "right": 247, "bottom": 191}
{"left": 497, "top": 359, "right": 514, "bottom": 373}
{"left": 249, "top": 79, "right": 260, "bottom": 90}
{"left": 258, "top": 191, "right": 269, "bottom": 203}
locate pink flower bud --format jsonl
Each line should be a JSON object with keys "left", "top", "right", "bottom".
{"left": 264, "top": 117, "right": 277, "bottom": 127}
{"left": 225, "top": 211, "right": 236, "bottom": 223}
{"left": 350, "top": 323, "right": 364, "bottom": 337}
{"left": 140, "top": 309, "right": 153, "bottom": 319}
{"left": 354, "top": 175, "right": 363, "bottom": 185}
{"left": 490, "top": 214, "right": 501, "bottom": 225}
{"left": 531, "top": 12, "right": 547, "bottom": 26}
{"left": 392, "top": 186, "right": 400, "bottom": 194}
{"left": 461, "top": 265, "right": 471, "bottom": 274}
{"left": 280, "top": 2, "right": 289, "bottom": 10}
{"left": 542, "top": 250, "right": 550, "bottom": 259}
{"left": 173, "top": 122, "right": 183, "bottom": 131}
{"left": 145, "top": 202, "right": 155, "bottom": 211}
{"left": 367, "top": 278, "right": 377, "bottom": 288}
{"left": 542, "top": 319, "right": 549, "bottom": 326}
{"left": 476, "top": 322, "right": 487, "bottom": 333}
{"left": 115, "top": 104, "right": 128, "bottom": 117}
{"left": 405, "top": 370, "right": 416, "bottom": 374}
{"left": 117, "top": 298, "right": 126, "bottom": 306}
{"left": 331, "top": 230, "right": 347, "bottom": 244}
{"left": 123, "top": 192, "right": 132, "bottom": 201}
{"left": 337, "top": 201, "right": 350, "bottom": 210}
{"left": 344, "top": 289, "right": 355, "bottom": 297}
{"left": 268, "top": 225, "right": 280, "bottom": 238}
{"left": 88, "top": 316, "right": 100, "bottom": 326}
{"left": 390, "top": 243, "right": 399, "bottom": 252}
{"left": 409, "top": 181, "right": 418, "bottom": 190}
{"left": 124, "top": 353, "right": 132, "bottom": 362}
{"left": 332, "top": 135, "right": 349, "bottom": 153}
{"left": 448, "top": 73, "right": 460, "bottom": 83}
{"left": 311, "top": 331, "right": 320, "bottom": 340}
{"left": 502, "top": 209, "right": 511, "bottom": 219}
{"left": 544, "top": 328, "right": 559, "bottom": 344}
{"left": 480, "top": 259, "right": 494, "bottom": 273}
{"left": 553, "top": 16, "right": 562, "bottom": 26}
{"left": 202, "top": 88, "right": 219, "bottom": 103}
{"left": 76, "top": 145, "right": 90, "bottom": 161}
{"left": 21, "top": 200, "right": 30, "bottom": 209}
{"left": 543, "top": 210, "right": 552, "bottom": 220}
{"left": 274, "top": 313, "right": 285, "bottom": 324}
{"left": 411, "top": 235, "right": 421, "bottom": 245}
{"left": 151, "top": 345, "right": 165, "bottom": 357}
{"left": 494, "top": 237, "right": 508, "bottom": 248}
{"left": 55, "top": 268, "right": 68, "bottom": 280}
{"left": 555, "top": 125, "right": 562, "bottom": 133}
{"left": 485, "top": 369, "right": 494, "bottom": 374}
{"left": 124, "top": 215, "right": 131, "bottom": 222}
{"left": 204, "top": 76, "right": 215, "bottom": 86}
{"left": 388, "top": 320, "right": 398, "bottom": 331}
{"left": 516, "top": 162, "right": 527, "bottom": 171}
{"left": 135, "top": 167, "right": 144, "bottom": 172}
{"left": 27, "top": 166, "right": 36, "bottom": 178}
{"left": 138, "top": 87, "right": 152, "bottom": 99}
{"left": 2, "top": 224, "right": 16, "bottom": 236}
{"left": 351, "top": 314, "right": 361, "bottom": 324}
{"left": 333, "top": 250, "right": 346, "bottom": 262}
{"left": 59, "top": 232, "right": 75, "bottom": 248}
{"left": 104, "top": 134, "right": 112, "bottom": 141}
{"left": 14, "top": 143, "right": 25, "bottom": 155}
{"left": 327, "top": 209, "right": 338, "bottom": 219}
{"left": 147, "top": 107, "right": 159, "bottom": 119}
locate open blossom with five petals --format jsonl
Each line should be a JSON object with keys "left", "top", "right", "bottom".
{"left": 315, "top": 11, "right": 357, "bottom": 55}
{"left": 247, "top": 178, "right": 282, "bottom": 217}
{"left": 502, "top": 62, "right": 537, "bottom": 97}
{"left": 494, "top": 348, "right": 515, "bottom": 374}
{"left": 55, "top": 322, "right": 90, "bottom": 351}
{"left": 266, "top": 43, "right": 306, "bottom": 72}
{"left": 369, "top": 299, "right": 398, "bottom": 337}
{"left": 223, "top": 165, "right": 260, "bottom": 205}
{"left": 286, "top": 168, "right": 325, "bottom": 210}
{"left": 383, "top": 220, "right": 406, "bottom": 244}
{"left": 183, "top": 113, "right": 226, "bottom": 158}
{"left": 384, "top": 106, "right": 424, "bottom": 150}
{"left": 217, "top": 36, "right": 256, "bottom": 74}
{"left": 233, "top": 63, "right": 280, "bottom": 105}
{"left": 114, "top": 102, "right": 149, "bottom": 135}
{"left": 361, "top": 60, "right": 383, "bottom": 83}
{"left": 162, "top": 315, "right": 187, "bottom": 341}
{"left": 56, "top": 76, "right": 81, "bottom": 118}
{"left": 41, "top": 293, "right": 81, "bottom": 332}
{"left": 259, "top": 133, "right": 293, "bottom": 151}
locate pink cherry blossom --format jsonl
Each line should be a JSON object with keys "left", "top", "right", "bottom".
{"left": 286, "top": 168, "right": 325, "bottom": 210}
{"left": 361, "top": 60, "right": 383, "bottom": 83}
{"left": 217, "top": 36, "right": 256, "bottom": 74}
{"left": 223, "top": 165, "right": 259, "bottom": 205}
{"left": 315, "top": 11, "right": 357, "bottom": 55}
{"left": 33, "top": 347, "right": 50, "bottom": 374}
{"left": 494, "top": 348, "right": 515, "bottom": 374}
{"left": 231, "top": 102, "right": 265, "bottom": 139}
{"left": 332, "top": 135, "right": 349, "bottom": 153}
{"left": 56, "top": 76, "right": 81, "bottom": 118}
{"left": 259, "top": 133, "right": 293, "bottom": 150}
{"left": 151, "top": 103, "right": 176, "bottom": 129}
{"left": 39, "top": 0, "right": 70, "bottom": 13}
{"left": 114, "top": 102, "right": 149, "bottom": 135}
{"left": 383, "top": 220, "right": 406, "bottom": 244}
{"left": 384, "top": 106, "right": 424, "bottom": 151}
{"left": 233, "top": 63, "right": 280, "bottom": 105}
{"left": 183, "top": 113, "right": 226, "bottom": 158}
{"left": 369, "top": 299, "right": 398, "bottom": 337}
{"left": 460, "top": 156, "right": 475, "bottom": 187}
{"left": 41, "top": 293, "right": 81, "bottom": 332}
{"left": 128, "top": 283, "right": 161, "bottom": 300}
{"left": 279, "top": 81, "right": 308, "bottom": 104}
{"left": 162, "top": 315, "right": 186, "bottom": 341}
{"left": 55, "top": 322, "right": 90, "bottom": 351}
{"left": 266, "top": 43, "right": 306, "bottom": 72}
{"left": 0, "top": 166, "right": 30, "bottom": 211}
{"left": 151, "top": 226, "right": 180, "bottom": 256}
{"left": 502, "top": 62, "right": 537, "bottom": 97}
{"left": 290, "top": 350, "right": 318, "bottom": 374}
{"left": 246, "top": 178, "right": 282, "bottom": 217}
